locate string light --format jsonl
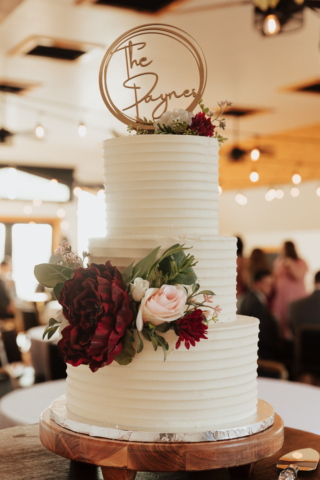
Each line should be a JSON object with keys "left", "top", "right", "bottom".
{"left": 291, "top": 187, "right": 300, "bottom": 197}
{"left": 262, "top": 14, "right": 281, "bottom": 36}
{"left": 218, "top": 185, "right": 222, "bottom": 195}
{"left": 35, "top": 123, "right": 45, "bottom": 138}
{"left": 235, "top": 193, "right": 247, "bottom": 205}
{"left": 276, "top": 189, "right": 284, "bottom": 199}
{"left": 57, "top": 208, "right": 66, "bottom": 218}
{"left": 317, "top": 187, "right": 320, "bottom": 197}
{"left": 78, "top": 122, "right": 87, "bottom": 137}
{"left": 251, "top": 149, "right": 260, "bottom": 161}
{"left": 292, "top": 173, "right": 301, "bottom": 185}
{"left": 73, "top": 186, "right": 82, "bottom": 197}
{"left": 265, "top": 188, "right": 276, "bottom": 201}
{"left": 250, "top": 171, "right": 259, "bottom": 182}
{"left": 23, "top": 205, "right": 32, "bottom": 214}
{"left": 33, "top": 198, "right": 42, "bottom": 206}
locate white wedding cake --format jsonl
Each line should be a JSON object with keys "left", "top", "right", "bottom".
{"left": 66, "top": 135, "right": 259, "bottom": 433}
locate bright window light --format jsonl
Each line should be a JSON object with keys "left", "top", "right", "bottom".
{"left": 77, "top": 190, "right": 107, "bottom": 264}
{"left": 0, "top": 168, "right": 70, "bottom": 202}
{"left": 12, "top": 223, "right": 52, "bottom": 300}
{"left": 0, "top": 224, "right": 5, "bottom": 263}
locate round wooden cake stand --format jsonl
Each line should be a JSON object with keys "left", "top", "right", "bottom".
{"left": 39, "top": 408, "right": 284, "bottom": 480}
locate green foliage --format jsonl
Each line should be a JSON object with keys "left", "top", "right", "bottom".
{"left": 158, "top": 244, "right": 197, "bottom": 285}
{"left": 43, "top": 318, "right": 60, "bottom": 340}
{"left": 54, "top": 283, "right": 64, "bottom": 302}
{"left": 141, "top": 323, "right": 169, "bottom": 361}
{"left": 114, "top": 330, "right": 136, "bottom": 366}
{"left": 132, "top": 246, "right": 161, "bottom": 280}
{"left": 34, "top": 264, "right": 74, "bottom": 288}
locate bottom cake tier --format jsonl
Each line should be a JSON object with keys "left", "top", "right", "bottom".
{"left": 66, "top": 315, "right": 259, "bottom": 433}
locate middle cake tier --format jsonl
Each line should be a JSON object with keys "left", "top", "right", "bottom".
{"left": 89, "top": 234, "right": 237, "bottom": 324}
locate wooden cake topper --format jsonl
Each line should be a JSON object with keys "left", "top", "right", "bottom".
{"left": 99, "top": 23, "right": 207, "bottom": 129}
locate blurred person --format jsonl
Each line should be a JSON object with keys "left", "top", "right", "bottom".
{"left": 289, "top": 271, "right": 320, "bottom": 334}
{"left": 236, "top": 236, "right": 248, "bottom": 300}
{"left": 0, "top": 278, "right": 15, "bottom": 319}
{"left": 272, "top": 241, "right": 308, "bottom": 338}
{"left": 0, "top": 259, "right": 16, "bottom": 299}
{"left": 247, "top": 248, "right": 270, "bottom": 287}
{"left": 238, "top": 270, "right": 282, "bottom": 361}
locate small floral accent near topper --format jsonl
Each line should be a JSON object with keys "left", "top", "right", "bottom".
{"left": 128, "top": 99, "right": 232, "bottom": 146}
{"left": 34, "top": 242, "right": 221, "bottom": 372}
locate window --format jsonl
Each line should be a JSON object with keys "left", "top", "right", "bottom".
{"left": 77, "top": 190, "right": 106, "bottom": 262}
{"left": 12, "top": 223, "right": 52, "bottom": 300}
{"left": 0, "top": 223, "right": 5, "bottom": 263}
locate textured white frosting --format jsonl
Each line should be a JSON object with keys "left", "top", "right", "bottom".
{"left": 66, "top": 135, "right": 259, "bottom": 433}
{"left": 67, "top": 316, "right": 259, "bottom": 432}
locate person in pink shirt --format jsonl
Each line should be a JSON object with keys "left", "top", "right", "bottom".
{"left": 272, "top": 241, "right": 308, "bottom": 338}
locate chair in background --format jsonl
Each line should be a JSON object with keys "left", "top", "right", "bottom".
{"left": 257, "top": 359, "right": 288, "bottom": 380}
{"left": 22, "top": 310, "right": 39, "bottom": 331}
{"left": 296, "top": 325, "right": 320, "bottom": 381}
{"left": 48, "top": 343, "right": 67, "bottom": 381}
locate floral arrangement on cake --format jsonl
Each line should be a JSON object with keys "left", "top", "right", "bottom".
{"left": 128, "top": 99, "right": 232, "bottom": 146}
{"left": 34, "top": 242, "right": 221, "bottom": 372}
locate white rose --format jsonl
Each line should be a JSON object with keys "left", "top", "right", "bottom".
{"left": 154, "top": 109, "right": 194, "bottom": 129}
{"left": 130, "top": 277, "right": 150, "bottom": 302}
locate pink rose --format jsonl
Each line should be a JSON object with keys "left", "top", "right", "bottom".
{"left": 136, "top": 285, "right": 187, "bottom": 331}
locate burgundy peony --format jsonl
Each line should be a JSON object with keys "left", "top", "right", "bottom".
{"left": 175, "top": 309, "right": 208, "bottom": 350}
{"left": 58, "top": 262, "right": 133, "bottom": 372}
{"left": 190, "top": 112, "right": 215, "bottom": 137}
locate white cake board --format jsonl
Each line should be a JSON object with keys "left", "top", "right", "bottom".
{"left": 49, "top": 395, "right": 274, "bottom": 443}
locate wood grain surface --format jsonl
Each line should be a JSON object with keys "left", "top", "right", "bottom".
{"left": 39, "top": 408, "right": 284, "bottom": 474}
{"left": 1, "top": 422, "right": 320, "bottom": 480}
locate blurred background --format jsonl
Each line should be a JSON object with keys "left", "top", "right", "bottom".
{"left": 0, "top": 0, "right": 320, "bottom": 432}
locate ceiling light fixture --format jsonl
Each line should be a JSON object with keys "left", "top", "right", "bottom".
{"left": 35, "top": 123, "right": 45, "bottom": 138}
{"left": 78, "top": 122, "right": 87, "bottom": 137}
{"left": 250, "top": 171, "right": 259, "bottom": 182}
{"left": 251, "top": 148, "right": 260, "bottom": 161}
{"left": 276, "top": 189, "right": 284, "bottom": 199}
{"left": 262, "top": 14, "right": 281, "bottom": 35}
{"left": 292, "top": 173, "right": 301, "bottom": 184}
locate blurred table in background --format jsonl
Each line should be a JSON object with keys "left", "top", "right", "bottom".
{"left": 0, "top": 379, "right": 66, "bottom": 429}
{"left": 257, "top": 378, "right": 320, "bottom": 435}
{"left": 27, "top": 325, "right": 60, "bottom": 382}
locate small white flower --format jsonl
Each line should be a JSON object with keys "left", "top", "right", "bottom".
{"left": 209, "top": 109, "right": 215, "bottom": 117}
{"left": 54, "top": 246, "right": 64, "bottom": 255}
{"left": 130, "top": 277, "right": 150, "bottom": 302}
{"left": 154, "top": 109, "right": 194, "bottom": 130}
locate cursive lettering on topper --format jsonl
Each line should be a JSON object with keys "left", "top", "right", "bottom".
{"left": 114, "top": 40, "right": 196, "bottom": 120}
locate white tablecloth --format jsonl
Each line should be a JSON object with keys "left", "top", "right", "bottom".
{"left": 0, "top": 379, "right": 66, "bottom": 429}
{"left": 0, "top": 378, "right": 319, "bottom": 433}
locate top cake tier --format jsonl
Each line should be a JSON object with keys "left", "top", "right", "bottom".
{"left": 103, "top": 135, "right": 220, "bottom": 237}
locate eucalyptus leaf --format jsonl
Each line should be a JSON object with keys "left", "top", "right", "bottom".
{"left": 142, "top": 328, "right": 152, "bottom": 342}
{"left": 123, "top": 261, "right": 134, "bottom": 285}
{"left": 54, "top": 283, "right": 64, "bottom": 302}
{"left": 137, "top": 331, "right": 144, "bottom": 354}
{"left": 114, "top": 330, "right": 136, "bottom": 366}
{"left": 192, "top": 283, "right": 200, "bottom": 294}
{"left": 132, "top": 246, "right": 160, "bottom": 279}
{"left": 154, "top": 333, "right": 169, "bottom": 361}
{"left": 34, "top": 263, "right": 74, "bottom": 288}
{"left": 43, "top": 324, "right": 59, "bottom": 340}
{"left": 48, "top": 317, "right": 59, "bottom": 327}
{"left": 151, "top": 336, "right": 158, "bottom": 351}
{"left": 199, "top": 290, "right": 215, "bottom": 296}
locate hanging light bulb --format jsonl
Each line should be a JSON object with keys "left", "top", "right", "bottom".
{"left": 235, "top": 193, "right": 247, "bottom": 205}
{"left": 292, "top": 173, "right": 301, "bottom": 185}
{"left": 250, "top": 171, "right": 259, "bottom": 182}
{"left": 265, "top": 188, "right": 276, "bottom": 201}
{"left": 73, "top": 186, "right": 82, "bottom": 197}
{"left": 78, "top": 122, "right": 87, "bottom": 137}
{"left": 316, "top": 187, "right": 320, "bottom": 197}
{"left": 35, "top": 123, "right": 45, "bottom": 138}
{"left": 251, "top": 149, "right": 260, "bottom": 161}
{"left": 218, "top": 185, "right": 222, "bottom": 195}
{"left": 262, "top": 14, "right": 281, "bottom": 36}
{"left": 291, "top": 187, "right": 300, "bottom": 197}
{"left": 276, "top": 189, "right": 284, "bottom": 199}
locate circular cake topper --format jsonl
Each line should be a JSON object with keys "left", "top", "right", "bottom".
{"left": 99, "top": 23, "right": 207, "bottom": 129}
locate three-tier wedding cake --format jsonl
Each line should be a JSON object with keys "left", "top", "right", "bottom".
{"left": 65, "top": 135, "right": 259, "bottom": 433}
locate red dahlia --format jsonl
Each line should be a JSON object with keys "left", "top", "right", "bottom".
{"left": 175, "top": 309, "right": 208, "bottom": 350}
{"left": 58, "top": 262, "right": 133, "bottom": 372}
{"left": 190, "top": 112, "right": 215, "bottom": 137}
